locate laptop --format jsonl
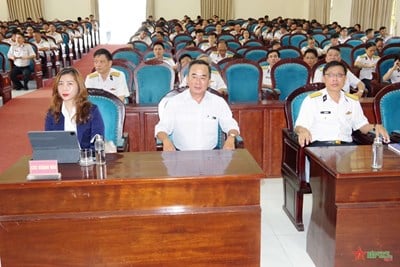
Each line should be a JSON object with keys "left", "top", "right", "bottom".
{"left": 28, "top": 131, "right": 81, "bottom": 163}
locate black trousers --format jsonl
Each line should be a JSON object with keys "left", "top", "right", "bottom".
{"left": 10, "top": 65, "right": 31, "bottom": 89}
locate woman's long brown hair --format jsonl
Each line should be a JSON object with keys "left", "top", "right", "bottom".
{"left": 49, "top": 67, "right": 92, "bottom": 124}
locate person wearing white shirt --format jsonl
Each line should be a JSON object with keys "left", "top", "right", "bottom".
{"left": 209, "top": 40, "right": 233, "bottom": 64}
{"left": 147, "top": 41, "right": 177, "bottom": 70}
{"left": 85, "top": 48, "right": 130, "bottom": 102}
{"left": 7, "top": 31, "right": 36, "bottom": 90}
{"left": 301, "top": 36, "right": 324, "bottom": 57}
{"left": 155, "top": 60, "right": 239, "bottom": 151}
{"left": 382, "top": 55, "right": 400, "bottom": 83}
{"left": 313, "top": 47, "right": 365, "bottom": 98}
{"left": 295, "top": 60, "right": 389, "bottom": 148}
{"left": 262, "top": 49, "right": 280, "bottom": 89}
{"left": 354, "top": 42, "right": 380, "bottom": 94}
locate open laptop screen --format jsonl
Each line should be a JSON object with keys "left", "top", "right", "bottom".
{"left": 28, "top": 131, "right": 80, "bottom": 163}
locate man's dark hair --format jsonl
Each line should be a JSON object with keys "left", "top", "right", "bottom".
{"left": 327, "top": 46, "right": 341, "bottom": 54}
{"left": 178, "top": 53, "right": 192, "bottom": 64}
{"left": 94, "top": 48, "right": 112, "bottom": 61}
{"left": 323, "top": 60, "right": 347, "bottom": 75}
{"left": 188, "top": 59, "right": 211, "bottom": 77}
{"left": 153, "top": 41, "right": 165, "bottom": 49}
{"left": 365, "top": 42, "right": 376, "bottom": 49}
{"left": 303, "top": 48, "right": 318, "bottom": 58}
{"left": 267, "top": 49, "right": 280, "bottom": 58}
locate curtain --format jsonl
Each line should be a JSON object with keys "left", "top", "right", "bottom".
{"left": 308, "top": 0, "right": 330, "bottom": 25}
{"left": 90, "top": 0, "right": 99, "bottom": 23}
{"left": 146, "top": 0, "right": 155, "bottom": 18}
{"left": 7, "top": 0, "right": 43, "bottom": 21}
{"left": 351, "top": 0, "right": 394, "bottom": 30}
{"left": 201, "top": 0, "right": 233, "bottom": 21}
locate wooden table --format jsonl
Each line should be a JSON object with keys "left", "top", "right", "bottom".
{"left": 0, "top": 149, "right": 264, "bottom": 266}
{"left": 305, "top": 145, "right": 400, "bottom": 267}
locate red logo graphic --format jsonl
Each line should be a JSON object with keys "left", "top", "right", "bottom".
{"left": 353, "top": 247, "right": 367, "bottom": 261}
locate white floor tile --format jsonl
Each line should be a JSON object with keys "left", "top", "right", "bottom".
{"left": 261, "top": 178, "right": 315, "bottom": 267}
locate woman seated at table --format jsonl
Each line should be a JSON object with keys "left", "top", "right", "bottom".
{"left": 45, "top": 67, "right": 104, "bottom": 149}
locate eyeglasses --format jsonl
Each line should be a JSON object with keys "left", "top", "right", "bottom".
{"left": 324, "top": 73, "right": 346, "bottom": 79}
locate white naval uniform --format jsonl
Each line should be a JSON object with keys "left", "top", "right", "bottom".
{"left": 295, "top": 88, "right": 369, "bottom": 143}
{"left": 209, "top": 51, "right": 233, "bottom": 64}
{"left": 355, "top": 53, "right": 380, "bottom": 80}
{"left": 85, "top": 68, "right": 130, "bottom": 98}
{"left": 261, "top": 65, "right": 272, "bottom": 86}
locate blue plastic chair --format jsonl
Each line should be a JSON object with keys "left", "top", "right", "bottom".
{"left": 134, "top": 60, "right": 175, "bottom": 104}
{"left": 289, "top": 33, "right": 307, "bottom": 49}
{"left": 129, "top": 41, "right": 149, "bottom": 53}
{"left": 344, "top": 38, "right": 363, "bottom": 47}
{"left": 338, "top": 44, "right": 353, "bottom": 66}
{"left": 281, "top": 82, "right": 326, "bottom": 231}
{"left": 271, "top": 58, "right": 311, "bottom": 100}
{"left": 0, "top": 42, "right": 11, "bottom": 71}
{"left": 87, "top": 88, "right": 128, "bottom": 151}
{"left": 373, "top": 83, "right": 400, "bottom": 140}
{"left": 278, "top": 46, "right": 302, "bottom": 59}
{"left": 381, "top": 44, "right": 400, "bottom": 56}
{"left": 112, "top": 47, "right": 143, "bottom": 66}
{"left": 222, "top": 58, "right": 262, "bottom": 103}
{"left": 243, "top": 47, "right": 269, "bottom": 62}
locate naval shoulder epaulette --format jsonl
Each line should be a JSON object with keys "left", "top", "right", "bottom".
{"left": 110, "top": 71, "right": 120, "bottom": 77}
{"left": 345, "top": 92, "right": 359, "bottom": 101}
{"left": 309, "top": 91, "right": 322, "bottom": 98}
{"left": 88, "top": 72, "right": 99, "bottom": 78}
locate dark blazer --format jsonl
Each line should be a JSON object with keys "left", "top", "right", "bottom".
{"left": 45, "top": 104, "right": 105, "bottom": 149}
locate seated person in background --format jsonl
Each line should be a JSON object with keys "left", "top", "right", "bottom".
{"left": 85, "top": 48, "right": 130, "bottom": 102}
{"left": 262, "top": 49, "right": 281, "bottom": 89}
{"left": 45, "top": 67, "right": 104, "bottom": 149}
{"left": 270, "top": 40, "right": 281, "bottom": 50}
{"left": 32, "top": 29, "right": 52, "bottom": 73}
{"left": 382, "top": 55, "right": 400, "bottom": 83}
{"left": 46, "top": 23, "right": 63, "bottom": 45}
{"left": 360, "top": 28, "right": 375, "bottom": 43}
{"left": 155, "top": 60, "right": 240, "bottom": 151}
{"left": 131, "top": 29, "right": 152, "bottom": 46}
{"left": 354, "top": 42, "right": 380, "bottom": 94}
{"left": 303, "top": 48, "right": 318, "bottom": 69}
{"left": 177, "top": 53, "right": 192, "bottom": 83}
{"left": 375, "top": 37, "right": 384, "bottom": 54}
{"left": 147, "top": 41, "right": 177, "bottom": 70}
{"left": 7, "top": 31, "right": 36, "bottom": 90}
{"left": 295, "top": 61, "right": 389, "bottom": 148}
{"left": 313, "top": 47, "right": 365, "bottom": 98}
{"left": 323, "top": 33, "right": 340, "bottom": 54}
{"left": 239, "top": 30, "right": 251, "bottom": 45}
{"left": 179, "top": 54, "right": 227, "bottom": 95}
{"left": 301, "top": 36, "right": 324, "bottom": 57}
{"left": 199, "top": 32, "right": 217, "bottom": 51}
{"left": 209, "top": 40, "right": 233, "bottom": 63}
{"left": 338, "top": 27, "right": 350, "bottom": 44}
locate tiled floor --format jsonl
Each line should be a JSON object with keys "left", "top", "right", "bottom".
{"left": 260, "top": 178, "right": 315, "bottom": 267}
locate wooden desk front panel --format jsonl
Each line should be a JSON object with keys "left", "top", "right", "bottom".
{"left": 0, "top": 180, "right": 260, "bottom": 266}
{"left": 0, "top": 150, "right": 264, "bottom": 266}
{"left": 124, "top": 99, "right": 374, "bottom": 177}
{"left": 306, "top": 146, "right": 400, "bottom": 267}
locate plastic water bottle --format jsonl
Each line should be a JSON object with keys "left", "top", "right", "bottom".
{"left": 95, "top": 135, "right": 106, "bottom": 165}
{"left": 371, "top": 136, "right": 383, "bottom": 169}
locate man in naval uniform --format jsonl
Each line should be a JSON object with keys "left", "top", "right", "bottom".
{"left": 85, "top": 48, "right": 130, "bottom": 102}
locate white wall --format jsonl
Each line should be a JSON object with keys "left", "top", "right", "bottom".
{"left": 330, "top": 0, "right": 352, "bottom": 27}
{"left": 0, "top": 0, "right": 10, "bottom": 20}
{"left": 42, "top": 0, "right": 91, "bottom": 21}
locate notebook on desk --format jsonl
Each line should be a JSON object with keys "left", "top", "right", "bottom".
{"left": 28, "top": 131, "right": 80, "bottom": 163}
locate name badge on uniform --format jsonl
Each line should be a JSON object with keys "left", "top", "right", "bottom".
{"left": 320, "top": 111, "right": 331, "bottom": 114}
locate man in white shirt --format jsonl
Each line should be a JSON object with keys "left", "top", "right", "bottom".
{"left": 155, "top": 60, "right": 239, "bottom": 151}
{"left": 209, "top": 40, "right": 233, "bottom": 64}
{"left": 7, "top": 31, "right": 36, "bottom": 90}
{"left": 85, "top": 48, "right": 130, "bottom": 102}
